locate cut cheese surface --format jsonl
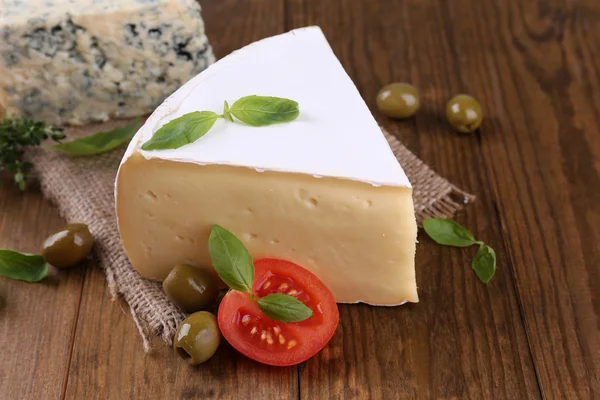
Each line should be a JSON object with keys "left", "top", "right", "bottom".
{"left": 116, "top": 26, "right": 418, "bottom": 305}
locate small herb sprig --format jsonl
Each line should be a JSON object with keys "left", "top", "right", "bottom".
{"left": 208, "top": 225, "right": 313, "bottom": 323}
{"left": 0, "top": 113, "right": 65, "bottom": 190}
{"left": 0, "top": 113, "right": 141, "bottom": 190}
{"left": 141, "top": 95, "right": 299, "bottom": 151}
{"left": 423, "top": 218, "right": 496, "bottom": 283}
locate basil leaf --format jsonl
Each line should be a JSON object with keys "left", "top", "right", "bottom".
{"left": 257, "top": 293, "right": 313, "bottom": 323}
{"left": 208, "top": 225, "right": 254, "bottom": 293}
{"left": 229, "top": 95, "right": 299, "bottom": 126}
{"left": 51, "top": 118, "right": 141, "bottom": 156}
{"left": 0, "top": 249, "right": 49, "bottom": 283}
{"left": 222, "top": 101, "right": 234, "bottom": 122}
{"left": 422, "top": 218, "right": 477, "bottom": 247}
{"left": 141, "top": 111, "right": 219, "bottom": 151}
{"left": 472, "top": 245, "right": 496, "bottom": 283}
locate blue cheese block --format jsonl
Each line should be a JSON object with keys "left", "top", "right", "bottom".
{"left": 0, "top": 0, "right": 215, "bottom": 125}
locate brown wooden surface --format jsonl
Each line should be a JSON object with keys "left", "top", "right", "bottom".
{"left": 1, "top": 0, "right": 598, "bottom": 398}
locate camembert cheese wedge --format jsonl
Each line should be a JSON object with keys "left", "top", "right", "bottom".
{"left": 115, "top": 26, "right": 418, "bottom": 305}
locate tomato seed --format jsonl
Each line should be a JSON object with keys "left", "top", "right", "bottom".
{"left": 287, "top": 340, "right": 297, "bottom": 349}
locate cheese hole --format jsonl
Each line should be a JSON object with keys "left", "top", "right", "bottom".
{"left": 364, "top": 199, "right": 373, "bottom": 208}
{"left": 243, "top": 233, "right": 259, "bottom": 241}
{"left": 305, "top": 197, "right": 318, "bottom": 208}
{"left": 145, "top": 190, "right": 158, "bottom": 201}
{"left": 270, "top": 238, "right": 280, "bottom": 244}
{"left": 175, "top": 235, "right": 195, "bottom": 244}
{"left": 247, "top": 207, "right": 254, "bottom": 214}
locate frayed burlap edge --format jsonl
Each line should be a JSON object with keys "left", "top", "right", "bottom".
{"left": 27, "top": 121, "right": 473, "bottom": 352}
{"left": 26, "top": 120, "right": 186, "bottom": 352}
{"left": 383, "top": 133, "right": 475, "bottom": 224}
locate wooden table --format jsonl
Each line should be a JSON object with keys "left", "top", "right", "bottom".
{"left": 1, "top": 0, "right": 599, "bottom": 398}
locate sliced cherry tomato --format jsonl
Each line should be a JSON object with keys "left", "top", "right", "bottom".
{"left": 218, "top": 258, "right": 339, "bottom": 366}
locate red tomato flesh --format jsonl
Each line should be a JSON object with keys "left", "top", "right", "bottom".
{"left": 218, "top": 259, "right": 339, "bottom": 366}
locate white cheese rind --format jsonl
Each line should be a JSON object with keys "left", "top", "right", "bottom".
{"left": 122, "top": 26, "right": 410, "bottom": 188}
{"left": 115, "top": 26, "right": 418, "bottom": 306}
{"left": 0, "top": 0, "right": 215, "bottom": 125}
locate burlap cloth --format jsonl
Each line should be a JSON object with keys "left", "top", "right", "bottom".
{"left": 27, "top": 120, "right": 474, "bottom": 352}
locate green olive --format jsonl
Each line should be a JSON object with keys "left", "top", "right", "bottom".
{"left": 41, "top": 223, "right": 93, "bottom": 268}
{"left": 173, "top": 311, "right": 220, "bottom": 365}
{"left": 376, "top": 83, "right": 420, "bottom": 119}
{"left": 446, "top": 94, "right": 483, "bottom": 133}
{"left": 163, "top": 264, "right": 218, "bottom": 313}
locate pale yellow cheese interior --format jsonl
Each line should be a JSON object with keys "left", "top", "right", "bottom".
{"left": 116, "top": 154, "right": 418, "bottom": 305}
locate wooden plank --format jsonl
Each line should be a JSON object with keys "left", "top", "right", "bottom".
{"left": 200, "top": 0, "right": 286, "bottom": 57}
{"left": 286, "top": 1, "right": 542, "bottom": 398}
{"left": 435, "top": 0, "right": 600, "bottom": 397}
{"left": 0, "top": 182, "right": 84, "bottom": 400}
{"left": 63, "top": 1, "right": 298, "bottom": 399}
{"left": 2, "top": 1, "right": 597, "bottom": 399}
{"left": 63, "top": 266, "right": 298, "bottom": 400}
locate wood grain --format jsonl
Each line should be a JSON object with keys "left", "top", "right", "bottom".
{"left": 61, "top": 1, "right": 297, "bottom": 399}
{"left": 0, "top": 181, "right": 85, "bottom": 400}
{"left": 286, "top": 1, "right": 541, "bottom": 398}
{"left": 429, "top": 0, "right": 600, "bottom": 397}
{"left": 1, "top": 0, "right": 599, "bottom": 398}
{"left": 63, "top": 265, "right": 297, "bottom": 400}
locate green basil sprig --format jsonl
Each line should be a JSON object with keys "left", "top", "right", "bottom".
{"left": 141, "top": 95, "right": 299, "bottom": 151}
{"left": 0, "top": 249, "right": 49, "bottom": 283}
{"left": 472, "top": 244, "right": 496, "bottom": 283}
{"left": 422, "top": 218, "right": 477, "bottom": 247}
{"left": 229, "top": 95, "right": 299, "bottom": 126}
{"left": 257, "top": 293, "right": 314, "bottom": 323}
{"left": 208, "top": 225, "right": 254, "bottom": 293}
{"left": 207, "top": 225, "right": 313, "bottom": 323}
{"left": 141, "top": 112, "right": 218, "bottom": 151}
{"left": 422, "top": 218, "right": 496, "bottom": 283}
{"left": 51, "top": 118, "right": 141, "bottom": 156}
{"left": 222, "top": 101, "right": 234, "bottom": 122}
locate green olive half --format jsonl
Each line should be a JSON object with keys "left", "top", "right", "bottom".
{"left": 446, "top": 94, "right": 483, "bottom": 133}
{"left": 41, "top": 223, "right": 93, "bottom": 268}
{"left": 174, "top": 311, "right": 220, "bottom": 365}
{"left": 376, "top": 83, "right": 420, "bottom": 119}
{"left": 163, "top": 264, "right": 218, "bottom": 313}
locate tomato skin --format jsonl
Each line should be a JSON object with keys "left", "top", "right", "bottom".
{"left": 218, "top": 259, "right": 339, "bottom": 366}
